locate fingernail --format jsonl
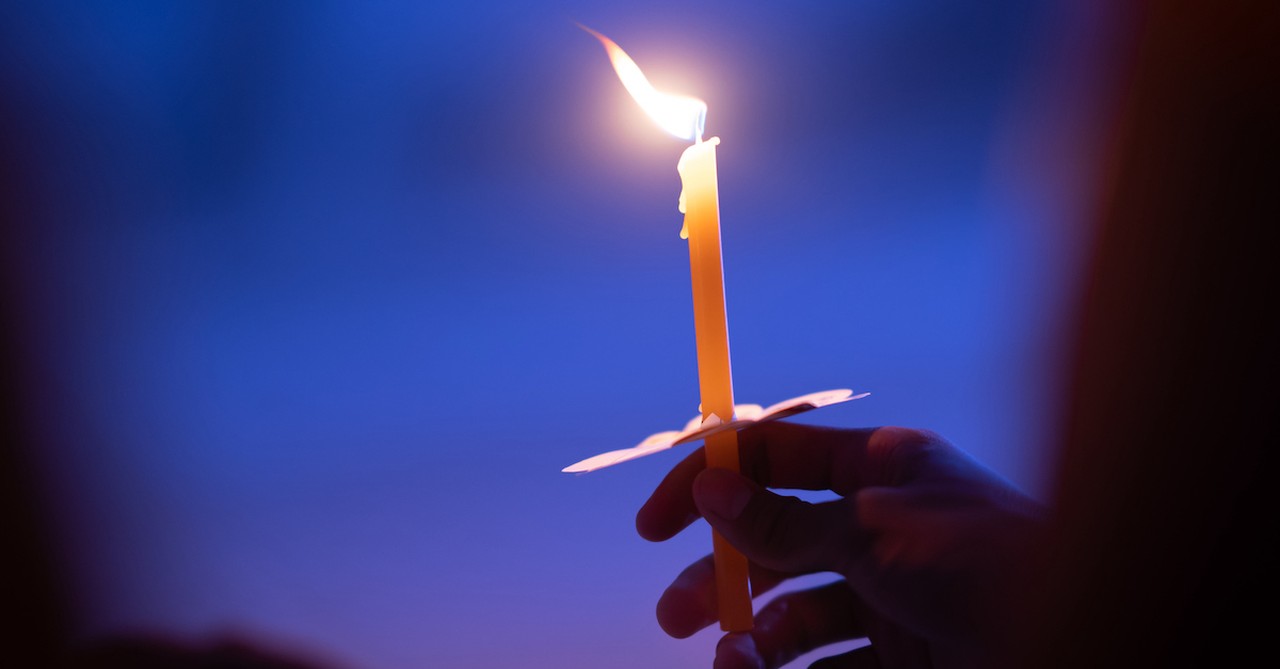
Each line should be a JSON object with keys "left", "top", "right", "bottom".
{"left": 696, "top": 469, "right": 753, "bottom": 521}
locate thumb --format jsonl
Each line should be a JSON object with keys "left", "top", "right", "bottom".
{"left": 693, "top": 468, "right": 865, "bottom": 575}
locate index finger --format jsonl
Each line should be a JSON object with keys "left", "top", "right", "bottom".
{"left": 739, "top": 422, "right": 879, "bottom": 495}
{"left": 637, "top": 422, "right": 880, "bottom": 542}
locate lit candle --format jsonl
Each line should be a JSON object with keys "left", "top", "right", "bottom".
{"left": 584, "top": 26, "right": 753, "bottom": 632}
{"left": 680, "top": 137, "right": 754, "bottom": 633}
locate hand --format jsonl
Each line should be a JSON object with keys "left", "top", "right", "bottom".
{"left": 636, "top": 423, "right": 1046, "bottom": 669}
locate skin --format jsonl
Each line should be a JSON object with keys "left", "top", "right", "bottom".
{"left": 637, "top": 423, "right": 1046, "bottom": 669}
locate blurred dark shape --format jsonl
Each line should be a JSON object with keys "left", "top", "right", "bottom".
{"left": 1, "top": 328, "right": 69, "bottom": 669}
{"left": 1, "top": 44, "right": 69, "bottom": 669}
{"left": 64, "top": 635, "right": 329, "bottom": 669}
{"left": 1009, "top": 1, "right": 1277, "bottom": 666}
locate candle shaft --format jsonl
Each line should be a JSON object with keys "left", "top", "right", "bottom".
{"left": 678, "top": 137, "right": 753, "bottom": 632}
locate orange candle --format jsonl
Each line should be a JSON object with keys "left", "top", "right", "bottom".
{"left": 584, "top": 26, "right": 753, "bottom": 632}
{"left": 679, "top": 137, "right": 753, "bottom": 632}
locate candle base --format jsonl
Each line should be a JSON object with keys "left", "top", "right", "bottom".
{"left": 712, "top": 529, "right": 754, "bottom": 632}
{"left": 706, "top": 429, "right": 753, "bottom": 631}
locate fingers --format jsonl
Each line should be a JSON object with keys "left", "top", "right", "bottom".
{"left": 657, "top": 553, "right": 793, "bottom": 638}
{"left": 715, "top": 634, "right": 764, "bottom": 669}
{"left": 737, "top": 424, "right": 958, "bottom": 493}
{"left": 638, "top": 424, "right": 948, "bottom": 544}
{"left": 711, "top": 584, "right": 931, "bottom": 669}
{"left": 711, "top": 582, "right": 867, "bottom": 669}
{"left": 638, "top": 423, "right": 875, "bottom": 543}
{"left": 695, "top": 468, "right": 868, "bottom": 575}
{"left": 751, "top": 582, "right": 865, "bottom": 668}
{"left": 637, "top": 447, "right": 705, "bottom": 542}
{"left": 737, "top": 422, "right": 878, "bottom": 495}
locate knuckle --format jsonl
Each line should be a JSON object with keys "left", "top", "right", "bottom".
{"left": 868, "top": 426, "right": 948, "bottom": 484}
{"left": 869, "top": 426, "right": 936, "bottom": 452}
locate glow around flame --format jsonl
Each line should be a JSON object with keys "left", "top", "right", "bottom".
{"left": 580, "top": 25, "right": 706, "bottom": 142}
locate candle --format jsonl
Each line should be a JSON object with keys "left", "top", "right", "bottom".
{"left": 679, "top": 138, "right": 754, "bottom": 632}
{"left": 584, "top": 26, "right": 753, "bottom": 632}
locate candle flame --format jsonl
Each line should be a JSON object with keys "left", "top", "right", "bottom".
{"left": 580, "top": 24, "right": 706, "bottom": 142}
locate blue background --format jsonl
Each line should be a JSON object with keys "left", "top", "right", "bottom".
{"left": 2, "top": 1, "right": 1114, "bottom": 667}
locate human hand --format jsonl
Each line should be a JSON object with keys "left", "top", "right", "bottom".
{"left": 637, "top": 423, "right": 1046, "bottom": 669}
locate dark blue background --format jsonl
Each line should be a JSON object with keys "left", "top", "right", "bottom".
{"left": 2, "top": 1, "right": 1114, "bottom": 666}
